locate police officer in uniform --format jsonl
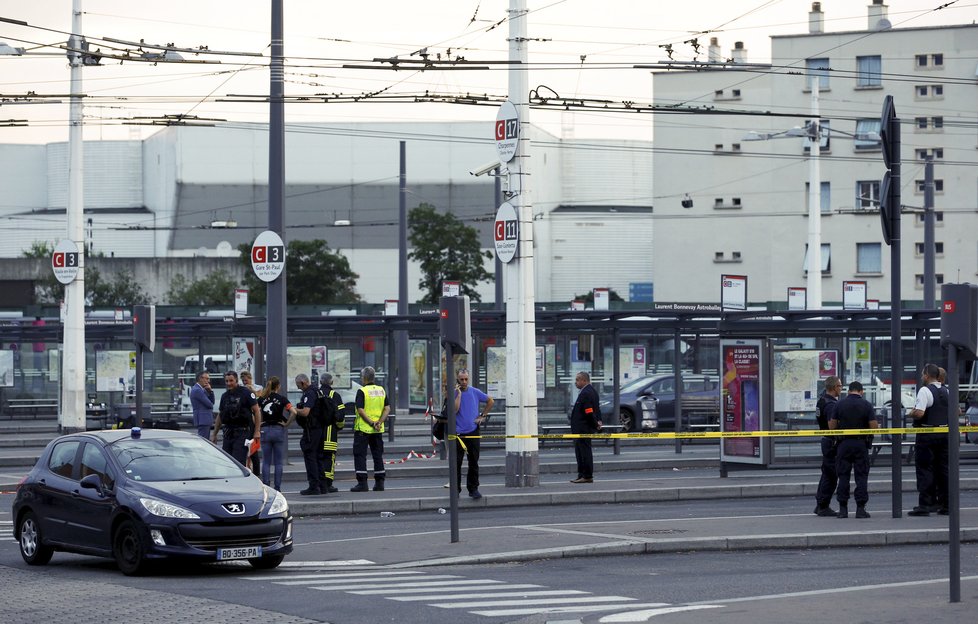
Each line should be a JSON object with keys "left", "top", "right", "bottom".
{"left": 211, "top": 371, "right": 261, "bottom": 466}
{"left": 319, "top": 372, "right": 346, "bottom": 494}
{"left": 295, "top": 373, "right": 329, "bottom": 496}
{"left": 351, "top": 366, "right": 389, "bottom": 492}
{"left": 909, "top": 363, "right": 950, "bottom": 516}
{"left": 813, "top": 376, "right": 842, "bottom": 516}
{"left": 829, "top": 381, "right": 878, "bottom": 519}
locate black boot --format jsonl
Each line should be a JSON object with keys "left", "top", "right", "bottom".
{"left": 350, "top": 476, "right": 368, "bottom": 492}
{"left": 299, "top": 485, "right": 321, "bottom": 496}
{"left": 321, "top": 479, "right": 338, "bottom": 494}
{"left": 373, "top": 477, "right": 385, "bottom": 492}
{"left": 836, "top": 504, "right": 848, "bottom": 519}
{"left": 856, "top": 505, "right": 871, "bottom": 519}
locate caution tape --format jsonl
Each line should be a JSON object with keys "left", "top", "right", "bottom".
{"left": 383, "top": 449, "right": 440, "bottom": 464}
{"left": 445, "top": 425, "right": 978, "bottom": 442}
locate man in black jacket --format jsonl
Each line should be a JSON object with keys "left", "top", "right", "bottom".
{"left": 570, "top": 371, "right": 602, "bottom": 484}
{"left": 829, "top": 381, "right": 878, "bottom": 519}
{"left": 319, "top": 372, "right": 346, "bottom": 494}
{"left": 813, "top": 376, "right": 842, "bottom": 516}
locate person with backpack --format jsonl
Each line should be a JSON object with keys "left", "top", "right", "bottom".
{"left": 257, "top": 376, "right": 296, "bottom": 491}
{"left": 319, "top": 372, "right": 346, "bottom": 494}
{"left": 295, "top": 373, "right": 332, "bottom": 495}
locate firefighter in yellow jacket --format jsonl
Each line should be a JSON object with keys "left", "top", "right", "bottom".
{"left": 351, "top": 366, "right": 390, "bottom": 492}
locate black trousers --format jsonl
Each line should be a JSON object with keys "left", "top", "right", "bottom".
{"left": 222, "top": 426, "right": 251, "bottom": 466}
{"left": 300, "top": 425, "right": 326, "bottom": 489}
{"left": 915, "top": 433, "right": 950, "bottom": 509}
{"left": 574, "top": 438, "right": 594, "bottom": 479}
{"left": 835, "top": 438, "right": 871, "bottom": 506}
{"left": 455, "top": 430, "right": 480, "bottom": 493}
{"left": 352, "top": 430, "right": 385, "bottom": 479}
{"left": 815, "top": 437, "right": 838, "bottom": 507}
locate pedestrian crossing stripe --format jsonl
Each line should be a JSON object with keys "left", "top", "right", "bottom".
{"left": 242, "top": 567, "right": 723, "bottom": 619}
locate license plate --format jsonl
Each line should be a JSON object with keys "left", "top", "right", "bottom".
{"left": 217, "top": 546, "right": 262, "bottom": 561}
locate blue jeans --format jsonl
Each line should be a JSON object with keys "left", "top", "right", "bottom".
{"left": 260, "top": 425, "right": 287, "bottom": 490}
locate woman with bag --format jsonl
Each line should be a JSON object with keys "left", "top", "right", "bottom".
{"left": 257, "top": 376, "right": 296, "bottom": 491}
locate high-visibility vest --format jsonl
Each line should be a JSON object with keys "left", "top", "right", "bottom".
{"left": 355, "top": 384, "right": 386, "bottom": 434}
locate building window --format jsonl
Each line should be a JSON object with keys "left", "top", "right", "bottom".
{"left": 933, "top": 117, "right": 943, "bottom": 129}
{"left": 856, "top": 180, "right": 880, "bottom": 210}
{"left": 915, "top": 179, "right": 944, "bottom": 193}
{"left": 805, "top": 181, "right": 831, "bottom": 214}
{"left": 915, "top": 117, "right": 944, "bottom": 131}
{"left": 916, "top": 148, "right": 944, "bottom": 160}
{"left": 803, "top": 243, "right": 831, "bottom": 274}
{"left": 916, "top": 274, "right": 945, "bottom": 287}
{"left": 856, "top": 55, "right": 881, "bottom": 87}
{"left": 732, "top": 251, "right": 741, "bottom": 260}
{"left": 915, "top": 84, "right": 944, "bottom": 99}
{"left": 713, "top": 197, "right": 742, "bottom": 209}
{"left": 806, "top": 57, "right": 830, "bottom": 90}
{"left": 915, "top": 242, "right": 944, "bottom": 255}
{"left": 715, "top": 252, "right": 724, "bottom": 261}
{"left": 857, "top": 243, "right": 882, "bottom": 273}
{"left": 854, "top": 119, "right": 881, "bottom": 150}
{"left": 916, "top": 53, "right": 944, "bottom": 69}
{"left": 915, "top": 211, "right": 944, "bottom": 223}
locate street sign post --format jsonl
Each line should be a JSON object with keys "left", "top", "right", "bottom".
{"left": 251, "top": 231, "right": 286, "bottom": 282}
{"left": 495, "top": 101, "right": 519, "bottom": 163}
{"left": 493, "top": 202, "right": 519, "bottom": 263}
{"left": 51, "top": 239, "right": 81, "bottom": 285}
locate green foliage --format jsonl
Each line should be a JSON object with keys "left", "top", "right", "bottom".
{"left": 87, "top": 268, "right": 153, "bottom": 307}
{"left": 407, "top": 203, "right": 493, "bottom": 304}
{"left": 237, "top": 239, "right": 360, "bottom": 305}
{"left": 23, "top": 240, "right": 55, "bottom": 258}
{"left": 167, "top": 270, "right": 239, "bottom": 306}
{"left": 22, "top": 241, "right": 60, "bottom": 303}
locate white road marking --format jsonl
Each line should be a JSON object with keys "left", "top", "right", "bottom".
{"left": 349, "top": 582, "right": 532, "bottom": 595}
{"left": 433, "top": 596, "right": 636, "bottom": 609}
{"left": 391, "top": 590, "right": 588, "bottom": 601}
{"left": 309, "top": 580, "right": 473, "bottom": 591}
{"left": 599, "top": 606, "right": 723, "bottom": 622}
{"left": 279, "top": 559, "right": 374, "bottom": 567}
{"left": 276, "top": 574, "right": 459, "bottom": 586}
{"left": 685, "top": 575, "right": 978, "bottom": 606}
{"left": 470, "top": 603, "right": 672, "bottom": 617}
{"left": 246, "top": 570, "right": 426, "bottom": 581}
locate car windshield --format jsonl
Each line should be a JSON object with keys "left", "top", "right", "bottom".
{"left": 108, "top": 436, "right": 247, "bottom": 482}
{"left": 620, "top": 377, "right": 654, "bottom": 394}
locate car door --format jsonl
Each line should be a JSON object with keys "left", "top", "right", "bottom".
{"left": 652, "top": 378, "right": 676, "bottom": 421}
{"left": 63, "top": 442, "right": 117, "bottom": 553}
{"left": 35, "top": 439, "right": 82, "bottom": 543}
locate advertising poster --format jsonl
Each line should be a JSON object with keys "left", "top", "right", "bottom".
{"left": 849, "top": 340, "right": 872, "bottom": 385}
{"left": 96, "top": 350, "right": 136, "bottom": 392}
{"left": 721, "top": 342, "right": 761, "bottom": 460}
{"left": 535, "top": 346, "right": 545, "bottom": 399}
{"left": 485, "top": 346, "right": 506, "bottom": 396}
{"left": 232, "top": 338, "right": 255, "bottom": 377}
{"left": 545, "top": 344, "right": 556, "bottom": 387}
{"left": 409, "top": 340, "right": 427, "bottom": 407}
{"left": 48, "top": 349, "right": 59, "bottom": 382}
{"left": 327, "top": 349, "right": 352, "bottom": 389}
{"left": 311, "top": 345, "right": 327, "bottom": 379}
{"left": 286, "top": 346, "right": 312, "bottom": 391}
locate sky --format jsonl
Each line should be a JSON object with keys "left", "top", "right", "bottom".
{"left": 0, "top": 0, "right": 975, "bottom": 145}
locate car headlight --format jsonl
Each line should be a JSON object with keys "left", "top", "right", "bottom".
{"left": 139, "top": 497, "right": 201, "bottom": 519}
{"left": 264, "top": 486, "right": 289, "bottom": 515}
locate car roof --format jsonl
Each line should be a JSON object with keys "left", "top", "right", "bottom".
{"left": 55, "top": 429, "right": 197, "bottom": 444}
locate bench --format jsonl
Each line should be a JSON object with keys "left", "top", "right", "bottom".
{"left": 870, "top": 439, "right": 916, "bottom": 466}
{"left": 677, "top": 395, "right": 720, "bottom": 427}
{"left": 5, "top": 397, "right": 59, "bottom": 417}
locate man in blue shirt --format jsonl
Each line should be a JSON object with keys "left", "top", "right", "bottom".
{"left": 453, "top": 369, "right": 494, "bottom": 499}
{"left": 190, "top": 371, "right": 215, "bottom": 438}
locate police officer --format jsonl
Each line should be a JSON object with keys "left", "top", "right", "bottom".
{"left": 829, "top": 381, "right": 878, "bottom": 519}
{"left": 319, "top": 372, "right": 346, "bottom": 494}
{"left": 908, "top": 363, "right": 950, "bottom": 516}
{"left": 813, "top": 376, "right": 842, "bottom": 516}
{"left": 351, "top": 366, "right": 389, "bottom": 492}
{"left": 295, "top": 373, "right": 328, "bottom": 496}
{"left": 211, "top": 371, "right": 261, "bottom": 466}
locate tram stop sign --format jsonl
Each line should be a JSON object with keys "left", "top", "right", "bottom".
{"left": 493, "top": 202, "right": 518, "bottom": 263}
{"left": 251, "top": 230, "right": 286, "bottom": 282}
{"left": 51, "top": 239, "right": 81, "bottom": 285}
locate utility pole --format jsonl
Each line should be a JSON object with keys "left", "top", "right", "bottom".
{"left": 397, "top": 141, "right": 409, "bottom": 413}
{"left": 504, "top": 0, "right": 539, "bottom": 487}
{"left": 62, "top": 0, "right": 86, "bottom": 433}
{"left": 806, "top": 79, "right": 822, "bottom": 309}
{"left": 266, "top": 0, "right": 287, "bottom": 381}
{"left": 923, "top": 156, "right": 935, "bottom": 309}
{"left": 494, "top": 168, "right": 503, "bottom": 311}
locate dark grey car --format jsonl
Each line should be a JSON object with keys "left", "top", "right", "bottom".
{"left": 601, "top": 374, "right": 719, "bottom": 432}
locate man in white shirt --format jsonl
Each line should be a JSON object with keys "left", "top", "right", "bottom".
{"left": 908, "top": 363, "right": 950, "bottom": 516}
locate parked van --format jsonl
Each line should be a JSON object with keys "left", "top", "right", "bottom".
{"left": 178, "top": 355, "right": 230, "bottom": 415}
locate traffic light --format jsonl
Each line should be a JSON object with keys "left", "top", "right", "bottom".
{"left": 878, "top": 95, "right": 900, "bottom": 246}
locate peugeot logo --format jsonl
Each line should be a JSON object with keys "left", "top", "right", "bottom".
{"left": 222, "top": 503, "right": 245, "bottom": 515}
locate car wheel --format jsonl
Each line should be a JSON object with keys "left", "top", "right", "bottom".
{"left": 619, "top": 409, "right": 634, "bottom": 433}
{"left": 113, "top": 519, "right": 150, "bottom": 576}
{"left": 18, "top": 511, "right": 54, "bottom": 566}
{"left": 248, "top": 554, "right": 285, "bottom": 570}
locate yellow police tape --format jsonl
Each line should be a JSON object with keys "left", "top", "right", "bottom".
{"left": 446, "top": 426, "right": 978, "bottom": 442}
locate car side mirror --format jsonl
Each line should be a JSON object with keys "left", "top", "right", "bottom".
{"left": 79, "top": 473, "right": 105, "bottom": 496}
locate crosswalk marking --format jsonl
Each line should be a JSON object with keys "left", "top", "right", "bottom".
{"left": 391, "top": 590, "right": 587, "bottom": 602}
{"left": 1, "top": 520, "right": 13, "bottom": 540}
{"left": 244, "top": 566, "right": 694, "bottom": 620}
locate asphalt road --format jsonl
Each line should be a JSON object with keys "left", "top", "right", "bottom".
{"left": 3, "top": 491, "right": 978, "bottom": 623}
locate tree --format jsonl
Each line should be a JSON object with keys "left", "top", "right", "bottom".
{"left": 167, "top": 270, "right": 239, "bottom": 306}
{"left": 408, "top": 203, "right": 493, "bottom": 304}
{"left": 237, "top": 239, "right": 360, "bottom": 305}
{"left": 22, "top": 241, "right": 61, "bottom": 304}
{"left": 87, "top": 268, "right": 153, "bottom": 307}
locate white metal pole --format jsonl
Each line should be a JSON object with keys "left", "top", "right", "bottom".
{"left": 62, "top": 0, "right": 86, "bottom": 432}
{"left": 806, "top": 79, "right": 822, "bottom": 309}
{"left": 504, "top": 0, "right": 539, "bottom": 487}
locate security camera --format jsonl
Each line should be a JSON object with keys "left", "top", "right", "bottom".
{"left": 469, "top": 160, "right": 502, "bottom": 177}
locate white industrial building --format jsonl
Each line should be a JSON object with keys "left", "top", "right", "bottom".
{"left": 0, "top": 122, "right": 653, "bottom": 304}
{"left": 651, "top": 1, "right": 978, "bottom": 306}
